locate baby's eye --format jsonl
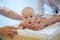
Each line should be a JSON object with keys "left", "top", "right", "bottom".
{"left": 30, "top": 16, "right": 33, "bottom": 18}
{"left": 25, "top": 17, "right": 28, "bottom": 18}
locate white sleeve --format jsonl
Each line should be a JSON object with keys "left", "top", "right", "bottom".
{"left": 0, "top": 3, "right": 4, "bottom": 9}
{"left": 36, "top": 0, "right": 44, "bottom": 15}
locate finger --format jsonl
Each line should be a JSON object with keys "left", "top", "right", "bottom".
{"left": 33, "top": 26, "right": 41, "bottom": 31}
{"left": 36, "top": 24, "right": 40, "bottom": 28}
{"left": 7, "top": 32, "right": 14, "bottom": 38}
{"left": 7, "top": 29, "right": 17, "bottom": 37}
{"left": 33, "top": 23, "right": 38, "bottom": 27}
{"left": 35, "top": 25, "right": 44, "bottom": 30}
{"left": 33, "top": 25, "right": 41, "bottom": 30}
{"left": 38, "top": 25, "right": 46, "bottom": 30}
{"left": 8, "top": 29, "right": 17, "bottom": 38}
{"left": 10, "top": 29, "right": 17, "bottom": 35}
{"left": 4, "top": 30, "right": 13, "bottom": 38}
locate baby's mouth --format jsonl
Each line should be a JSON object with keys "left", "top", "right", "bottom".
{"left": 29, "top": 22, "right": 31, "bottom": 24}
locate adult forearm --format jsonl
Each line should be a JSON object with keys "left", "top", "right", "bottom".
{"left": 48, "top": 15, "right": 60, "bottom": 25}
{"left": 6, "top": 10, "right": 22, "bottom": 20}
{"left": 0, "top": 7, "right": 22, "bottom": 20}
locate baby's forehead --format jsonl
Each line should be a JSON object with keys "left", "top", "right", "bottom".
{"left": 22, "top": 7, "right": 34, "bottom": 13}
{"left": 22, "top": 12, "right": 34, "bottom": 17}
{"left": 22, "top": 7, "right": 34, "bottom": 16}
{"left": 23, "top": 7, "right": 33, "bottom": 11}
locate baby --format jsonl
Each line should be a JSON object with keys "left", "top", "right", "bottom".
{"left": 18, "top": 7, "right": 46, "bottom": 30}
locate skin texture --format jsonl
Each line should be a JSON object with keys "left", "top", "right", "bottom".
{"left": 0, "top": 26, "right": 17, "bottom": 38}
{"left": 35, "top": 15, "right": 60, "bottom": 30}
{"left": 0, "top": 7, "right": 22, "bottom": 20}
{"left": 0, "top": 6, "right": 22, "bottom": 39}
{"left": 22, "top": 7, "right": 35, "bottom": 29}
{"left": 18, "top": 7, "right": 36, "bottom": 30}
{"left": 18, "top": 7, "right": 46, "bottom": 30}
{"left": 19, "top": 7, "right": 60, "bottom": 30}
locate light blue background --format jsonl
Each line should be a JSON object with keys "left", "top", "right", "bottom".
{"left": 0, "top": 0, "right": 52, "bottom": 27}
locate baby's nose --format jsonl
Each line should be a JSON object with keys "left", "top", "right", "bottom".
{"left": 29, "top": 22, "right": 31, "bottom": 24}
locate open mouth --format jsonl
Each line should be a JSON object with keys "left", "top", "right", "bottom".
{"left": 29, "top": 22, "right": 31, "bottom": 24}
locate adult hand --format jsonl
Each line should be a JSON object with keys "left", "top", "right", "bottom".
{"left": 0, "top": 26, "right": 17, "bottom": 38}
{"left": 33, "top": 18, "right": 48, "bottom": 30}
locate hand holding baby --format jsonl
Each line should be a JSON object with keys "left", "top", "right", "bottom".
{"left": 0, "top": 26, "right": 17, "bottom": 38}
{"left": 18, "top": 7, "right": 48, "bottom": 30}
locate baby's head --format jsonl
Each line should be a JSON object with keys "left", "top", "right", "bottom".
{"left": 22, "top": 7, "right": 35, "bottom": 26}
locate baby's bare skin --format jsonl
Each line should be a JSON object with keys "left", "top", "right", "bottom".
{"left": 18, "top": 7, "right": 60, "bottom": 30}
{"left": 18, "top": 7, "right": 45, "bottom": 30}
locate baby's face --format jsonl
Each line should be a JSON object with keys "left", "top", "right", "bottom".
{"left": 22, "top": 7, "right": 35, "bottom": 26}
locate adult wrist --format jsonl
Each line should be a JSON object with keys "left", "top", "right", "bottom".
{"left": 47, "top": 15, "right": 60, "bottom": 25}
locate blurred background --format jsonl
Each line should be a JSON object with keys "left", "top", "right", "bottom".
{"left": 0, "top": 0, "right": 52, "bottom": 27}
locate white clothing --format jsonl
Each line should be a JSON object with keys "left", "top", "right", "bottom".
{"left": 37, "top": 0, "right": 60, "bottom": 15}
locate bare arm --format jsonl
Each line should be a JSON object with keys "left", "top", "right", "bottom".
{"left": 47, "top": 15, "right": 60, "bottom": 25}
{"left": 0, "top": 7, "right": 22, "bottom": 20}
{"left": 33, "top": 15, "right": 60, "bottom": 30}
